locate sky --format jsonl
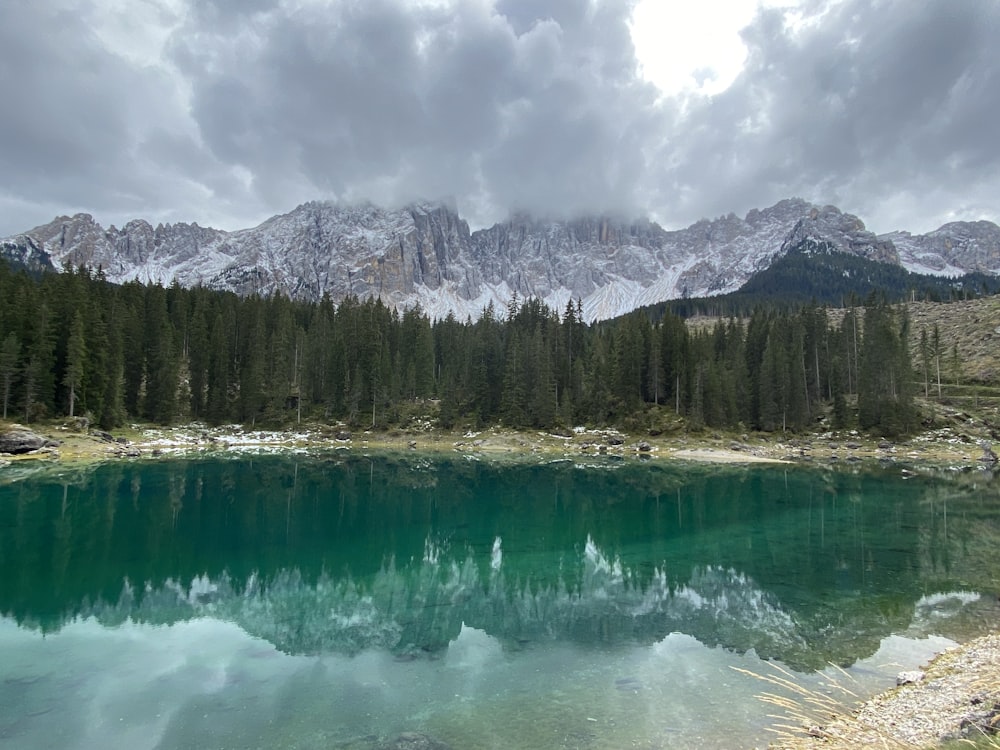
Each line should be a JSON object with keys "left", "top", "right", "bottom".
{"left": 1, "top": 0, "right": 997, "bottom": 237}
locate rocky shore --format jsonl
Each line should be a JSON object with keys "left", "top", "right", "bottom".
{"left": 773, "top": 633, "right": 1000, "bottom": 749}
{"left": 2, "top": 416, "right": 1000, "bottom": 471}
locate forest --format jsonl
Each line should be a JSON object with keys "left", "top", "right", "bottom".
{"left": 0, "top": 258, "right": 942, "bottom": 437}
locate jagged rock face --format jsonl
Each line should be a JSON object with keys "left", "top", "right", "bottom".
{"left": 781, "top": 203, "right": 900, "bottom": 264}
{"left": 202, "top": 202, "right": 482, "bottom": 305}
{"left": 4, "top": 199, "right": 999, "bottom": 322}
{"left": 0, "top": 235, "right": 54, "bottom": 274}
{"left": 10, "top": 213, "right": 229, "bottom": 281}
{"left": 470, "top": 215, "right": 670, "bottom": 300}
{"left": 883, "top": 221, "right": 1000, "bottom": 275}
{"left": 24, "top": 213, "right": 111, "bottom": 271}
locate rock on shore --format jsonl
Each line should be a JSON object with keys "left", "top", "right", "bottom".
{"left": 0, "top": 426, "right": 59, "bottom": 455}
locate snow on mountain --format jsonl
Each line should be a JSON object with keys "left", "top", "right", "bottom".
{"left": 4, "top": 199, "right": 998, "bottom": 322}
{"left": 880, "top": 221, "right": 1000, "bottom": 276}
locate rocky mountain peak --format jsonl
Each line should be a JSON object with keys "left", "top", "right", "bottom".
{"left": 780, "top": 204, "right": 898, "bottom": 264}
{"left": 880, "top": 219, "right": 1000, "bottom": 275}
{"left": 3, "top": 199, "right": 998, "bottom": 322}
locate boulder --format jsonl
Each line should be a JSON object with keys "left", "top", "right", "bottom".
{"left": 896, "top": 670, "right": 925, "bottom": 686}
{"left": 0, "top": 427, "right": 59, "bottom": 455}
{"left": 959, "top": 704, "right": 1000, "bottom": 737}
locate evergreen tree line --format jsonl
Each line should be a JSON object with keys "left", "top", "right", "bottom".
{"left": 0, "top": 261, "right": 925, "bottom": 436}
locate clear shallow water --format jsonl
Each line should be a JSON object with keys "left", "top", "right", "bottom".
{"left": 1, "top": 454, "right": 999, "bottom": 749}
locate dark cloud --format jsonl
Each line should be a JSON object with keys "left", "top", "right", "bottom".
{"left": 166, "top": 0, "right": 659, "bottom": 225}
{"left": 0, "top": 1, "right": 253, "bottom": 231}
{"left": 655, "top": 0, "right": 1000, "bottom": 232}
{"left": 0, "top": 0, "right": 997, "bottom": 236}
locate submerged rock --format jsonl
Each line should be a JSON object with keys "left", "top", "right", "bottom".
{"left": 380, "top": 731, "right": 452, "bottom": 750}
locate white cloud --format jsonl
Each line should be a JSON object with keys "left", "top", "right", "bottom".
{"left": 630, "top": 0, "right": 755, "bottom": 96}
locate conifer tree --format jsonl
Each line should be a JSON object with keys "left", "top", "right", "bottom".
{"left": 659, "top": 313, "right": 688, "bottom": 414}
{"left": 98, "top": 316, "right": 125, "bottom": 429}
{"left": 64, "top": 311, "right": 86, "bottom": 418}
{"left": 239, "top": 300, "right": 267, "bottom": 425}
{"left": 858, "top": 302, "right": 915, "bottom": 435}
{"left": 500, "top": 328, "right": 527, "bottom": 425}
{"left": 919, "top": 327, "right": 931, "bottom": 398}
{"left": 757, "top": 323, "right": 786, "bottom": 431}
{"left": 143, "top": 286, "right": 180, "bottom": 424}
{"left": 187, "top": 296, "right": 211, "bottom": 418}
{"left": 530, "top": 324, "right": 557, "bottom": 427}
{"left": 121, "top": 291, "right": 146, "bottom": 417}
{"left": 22, "top": 301, "right": 56, "bottom": 421}
{"left": 932, "top": 324, "right": 943, "bottom": 398}
{"left": 0, "top": 332, "right": 19, "bottom": 420}
{"left": 206, "top": 312, "right": 230, "bottom": 424}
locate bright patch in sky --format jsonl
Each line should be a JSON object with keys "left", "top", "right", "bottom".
{"left": 630, "top": 0, "right": 788, "bottom": 97}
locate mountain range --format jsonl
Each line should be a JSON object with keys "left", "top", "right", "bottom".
{"left": 2, "top": 198, "right": 999, "bottom": 322}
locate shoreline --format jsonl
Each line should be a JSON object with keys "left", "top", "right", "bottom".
{"left": 3, "top": 418, "right": 999, "bottom": 472}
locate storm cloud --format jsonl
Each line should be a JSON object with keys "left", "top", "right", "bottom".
{"left": 1, "top": 0, "right": 997, "bottom": 236}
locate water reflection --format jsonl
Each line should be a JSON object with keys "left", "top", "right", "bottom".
{"left": 1, "top": 455, "right": 999, "bottom": 672}
{"left": 0, "top": 606, "right": 963, "bottom": 750}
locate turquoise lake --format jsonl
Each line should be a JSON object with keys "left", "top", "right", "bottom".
{"left": 1, "top": 454, "right": 999, "bottom": 749}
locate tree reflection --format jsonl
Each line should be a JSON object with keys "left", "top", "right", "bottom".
{"left": 1, "top": 455, "right": 998, "bottom": 670}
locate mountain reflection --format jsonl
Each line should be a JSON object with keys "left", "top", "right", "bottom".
{"left": 2, "top": 455, "right": 998, "bottom": 670}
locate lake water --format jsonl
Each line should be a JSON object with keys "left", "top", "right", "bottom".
{"left": 2, "top": 453, "right": 999, "bottom": 749}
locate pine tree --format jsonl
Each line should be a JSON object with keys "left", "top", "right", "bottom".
{"left": 98, "top": 316, "right": 125, "bottom": 429}
{"left": 303, "top": 293, "right": 334, "bottom": 408}
{"left": 206, "top": 312, "right": 230, "bottom": 424}
{"left": 660, "top": 313, "right": 688, "bottom": 415}
{"left": 121, "top": 292, "right": 145, "bottom": 417}
{"left": 265, "top": 295, "right": 295, "bottom": 418}
{"left": 858, "top": 302, "right": 915, "bottom": 436}
{"left": 743, "top": 309, "right": 771, "bottom": 426}
{"left": 143, "top": 287, "right": 179, "bottom": 424}
{"left": 932, "top": 324, "right": 943, "bottom": 398}
{"left": 187, "top": 295, "right": 211, "bottom": 418}
{"left": 611, "top": 314, "right": 647, "bottom": 410}
{"left": 22, "top": 302, "right": 56, "bottom": 421}
{"left": 919, "top": 327, "right": 930, "bottom": 398}
{"left": 529, "top": 324, "right": 557, "bottom": 428}
{"left": 757, "top": 323, "right": 786, "bottom": 432}
{"left": 64, "top": 311, "right": 87, "bottom": 418}
{"left": 500, "top": 328, "right": 527, "bottom": 425}
{"left": 646, "top": 330, "right": 663, "bottom": 405}
{"left": 239, "top": 300, "right": 267, "bottom": 425}
{"left": 0, "top": 332, "right": 19, "bottom": 420}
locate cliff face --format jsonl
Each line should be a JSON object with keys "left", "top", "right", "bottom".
{"left": 4, "top": 199, "right": 999, "bottom": 322}
{"left": 882, "top": 220, "right": 1000, "bottom": 275}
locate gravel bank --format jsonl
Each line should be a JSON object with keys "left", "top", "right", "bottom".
{"left": 775, "top": 633, "right": 1000, "bottom": 749}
